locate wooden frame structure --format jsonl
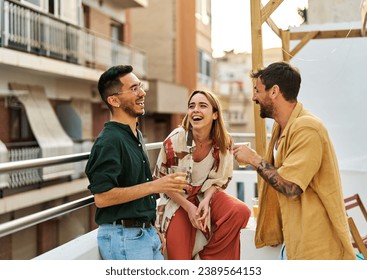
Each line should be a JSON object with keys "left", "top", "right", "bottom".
{"left": 250, "top": 0, "right": 367, "bottom": 161}
{"left": 250, "top": 1, "right": 367, "bottom": 257}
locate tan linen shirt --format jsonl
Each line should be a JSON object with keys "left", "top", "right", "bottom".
{"left": 255, "top": 102, "right": 355, "bottom": 260}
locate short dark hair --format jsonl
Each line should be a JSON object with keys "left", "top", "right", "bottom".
{"left": 251, "top": 62, "right": 301, "bottom": 102}
{"left": 98, "top": 65, "right": 133, "bottom": 109}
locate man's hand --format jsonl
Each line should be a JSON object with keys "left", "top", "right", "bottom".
{"left": 233, "top": 144, "right": 262, "bottom": 167}
{"left": 154, "top": 172, "right": 190, "bottom": 193}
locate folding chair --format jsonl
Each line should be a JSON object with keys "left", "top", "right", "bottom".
{"left": 344, "top": 194, "right": 367, "bottom": 258}
{"left": 347, "top": 216, "right": 367, "bottom": 259}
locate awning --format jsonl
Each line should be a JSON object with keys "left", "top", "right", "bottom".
{"left": 55, "top": 99, "right": 93, "bottom": 140}
{"left": 8, "top": 83, "right": 74, "bottom": 180}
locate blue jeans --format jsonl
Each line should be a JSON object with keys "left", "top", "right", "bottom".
{"left": 97, "top": 224, "right": 164, "bottom": 260}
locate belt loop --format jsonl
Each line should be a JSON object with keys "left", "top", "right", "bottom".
{"left": 112, "top": 221, "right": 117, "bottom": 226}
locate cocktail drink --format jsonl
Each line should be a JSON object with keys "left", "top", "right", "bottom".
{"left": 170, "top": 166, "right": 189, "bottom": 182}
{"left": 252, "top": 197, "right": 259, "bottom": 220}
{"left": 233, "top": 142, "right": 251, "bottom": 168}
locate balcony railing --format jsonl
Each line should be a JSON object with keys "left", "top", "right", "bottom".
{"left": 0, "top": 0, "right": 147, "bottom": 77}
{"left": 0, "top": 141, "right": 161, "bottom": 239}
{"left": 8, "top": 145, "right": 42, "bottom": 188}
{"left": 0, "top": 134, "right": 266, "bottom": 259}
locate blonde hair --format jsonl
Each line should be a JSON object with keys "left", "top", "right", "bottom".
{"left": 181, "top": 90, "right": 231, "bottom": 154}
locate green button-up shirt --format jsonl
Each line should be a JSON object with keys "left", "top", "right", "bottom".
{"left": 85, "top": 121, "right": 156, "bottom": 225}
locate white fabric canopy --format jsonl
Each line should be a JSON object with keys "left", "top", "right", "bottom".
{"left": 291, "top": 22, "right": 367, "bottom": 173}
{"left": 9, "top": 83, "right": 74, "bottom": 180}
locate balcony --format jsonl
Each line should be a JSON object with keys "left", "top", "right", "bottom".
{"left": 0, "top": 0, "right": 147, "bottom": 78}
{"left": 0, "top": 134, "right": 268, "bottom": 258}
{"left": 0, "top": 145, "right": 279, "bottom": 260}
{"left": 0, "top": 134, "right": 366, "bottom": 261}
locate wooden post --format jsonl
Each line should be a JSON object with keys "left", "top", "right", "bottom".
{"left": 250, "top": 0, "right": 267, "bottom": 188}
{"left": 250, "top": 0, "right": 267, "bottom": 159}
{"left": 281, "top": 29, "right": 291, "bottom": 62}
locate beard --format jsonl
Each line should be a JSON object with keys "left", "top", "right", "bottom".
{"left": 122, "top": 101, "right": 145, "bottom": 118}
{"left": 259, "top": 102, "right": 273, "bottom": 119}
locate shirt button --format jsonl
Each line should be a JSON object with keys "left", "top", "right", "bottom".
{"left": 146, "top": 178, "right": 150, "bottom": 181}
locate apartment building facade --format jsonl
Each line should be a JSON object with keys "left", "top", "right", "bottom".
{"left": 0, "top": 0, "right": 216, "bottom": 260}
{"left": 0, "top": 0, "right": 148, "bottom": 259}
{"left": 129, "top": 0, "right": 214, "bottom": 144}
{"left": 214, "top": 48, "right": 282, "bottom": 139}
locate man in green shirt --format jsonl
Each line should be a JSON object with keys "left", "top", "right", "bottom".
{"left": 85, "top": 65, "right": 188, "bottom": 260}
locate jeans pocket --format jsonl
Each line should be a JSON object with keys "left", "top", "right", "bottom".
{"left": 124, "top": 229, "right": 155, "bottom": 260}
{"left": 124, "top": 228, "right": 144, "bottom": 240}
{"left": 97, "top": 228, "right": 112, "bottom": 259}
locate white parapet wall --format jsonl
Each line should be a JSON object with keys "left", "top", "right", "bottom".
{"left": 34, "top": 218, "right": 280, "bottom": 260}
{"left": 33, "top": 168, "right": 367, "bottom": 260}
{"left": 34, "top": 170, "right": 282, "bottom": 260}
{"left": 34, "top": 229, "right": 102, "bottom": 260}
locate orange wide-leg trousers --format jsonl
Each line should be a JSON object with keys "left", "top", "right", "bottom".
{"left": 166, "top": 190, "right": 251, "bottom": 260}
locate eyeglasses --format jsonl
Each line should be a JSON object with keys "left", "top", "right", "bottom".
{"left": 112, "top": 83, "right": 145, "bottom": 96}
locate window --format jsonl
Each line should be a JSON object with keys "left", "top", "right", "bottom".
{"left": 21, "top": 0, "right": 43, "bottom": 11}
{"left": 82, "top": 4, "right": 90, "bottom": 28}
{"left": 10, "top": 105, "right": 35, "bottom": 142}
{"left": 22, "top": 0, "right": 80, "bottom": 25}
{"left": 48, "top": 0, "right": 55, "bottom": 14}
{"left": 111, "top": 23, "right": 123, "bottom": 42}
{"left": 60, "top": 0, "right": 80, "bottom": 25}
{"left": 198, "top": 49, "right": 212, "bottom": 86}
{"left": 23, "top": 0, "right": 41, "bottom": 7}
{"left": 195, "top": 0, "right": 211, "bottom": 25}
{"left": 48, "top": 0, "right": 61, "bottom": 16}
{"left": 111, "top": 22, "right": 123, "bottom": 64}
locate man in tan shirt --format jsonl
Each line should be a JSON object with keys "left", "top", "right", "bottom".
{"left": 234, "top": 62, "right": 355, "bottom": 259}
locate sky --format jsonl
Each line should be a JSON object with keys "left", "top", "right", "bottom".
{"left": 211, "top": 0, "right": 309, "bottom": 57}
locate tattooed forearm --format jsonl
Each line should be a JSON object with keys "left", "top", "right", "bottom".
{"left": 256, "top": 159, "right": 303, "bottom": 197}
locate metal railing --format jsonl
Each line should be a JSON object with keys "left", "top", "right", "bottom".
{"left": 0, "top": 142, "right": 164, "bottom": 238}
{"left": 0, "top": 135, "right": 256, "bottom": 239}
{"left": 8, "top": 146, "right": 42, "bottom": 188}
{"left": 0, "top": 0, "right": 147, "bottom": 76}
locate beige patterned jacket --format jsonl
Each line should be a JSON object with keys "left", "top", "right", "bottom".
{"left": 152, "top": 127, "right": 233, "bottom": 257}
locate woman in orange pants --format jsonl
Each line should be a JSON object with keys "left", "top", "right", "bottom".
{"left": 153, "top": 90, "right": 251, "bottom": 260}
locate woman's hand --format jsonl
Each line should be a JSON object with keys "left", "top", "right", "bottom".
{"left": 186, "top": 203, "right": 204, "bottom": 230}
{"left": 154, "top": 226, "right": 166, "bottom": 254}
{"left": 196, "top": 186, "right": 217, "bottom": 231}
{"left": 196, "top": 197, "right": 210, "bottom": 231}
